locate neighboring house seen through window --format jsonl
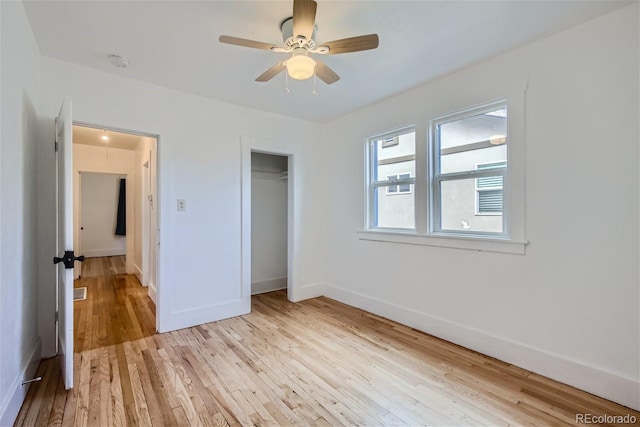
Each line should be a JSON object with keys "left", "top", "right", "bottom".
{"left": 476, "top": 161, "right": 506, "bottom": 215}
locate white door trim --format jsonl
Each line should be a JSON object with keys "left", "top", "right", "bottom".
{"left": 241, "top": 136, "right": 302, "bottom": 304}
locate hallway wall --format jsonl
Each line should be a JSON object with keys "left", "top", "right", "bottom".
{"left": 79, "top": 172, "right": 126, "bottom": 258}
{"left": 73, "top": 144, "right": 136, "bottom": 276}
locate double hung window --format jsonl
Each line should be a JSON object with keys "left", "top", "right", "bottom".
{"left": 366, "top": 127, "right": 416, "bottom": 230}
{"left": 363, "top": 100, "right": 524, "bottom": 253}
{"left": 429, "top": 102, "right": 508, "bottom": 236}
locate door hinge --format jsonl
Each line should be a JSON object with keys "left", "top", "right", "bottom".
{"left": 55, "top": 311, "right": 59, "bottom": 322}
{"left": 54, "top": 141, "right": 59, "bottom": 152}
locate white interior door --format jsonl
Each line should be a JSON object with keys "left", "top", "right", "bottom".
{"left": 54, "top": 97, "right": 75, "bottom": 390}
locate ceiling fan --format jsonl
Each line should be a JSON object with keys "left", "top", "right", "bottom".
{"left": 219, "top": 0, "right": 379, "bottom": 85}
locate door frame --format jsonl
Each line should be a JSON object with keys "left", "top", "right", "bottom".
{"left": 73, "top": 121, "right": 161, "bottom": 332}
{"left": 241, "top": 136, "right": 302, "bottom": 304}
{"left": 141, "top": 159, "right": 150, "bottom": 286}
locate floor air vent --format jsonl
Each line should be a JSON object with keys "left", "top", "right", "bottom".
{"left": 74, "top": 287, "right": 87, "bottom": 301}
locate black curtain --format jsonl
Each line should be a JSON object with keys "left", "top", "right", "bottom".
{"left": 115, "top": 178, "right": 126, "bottom": 236}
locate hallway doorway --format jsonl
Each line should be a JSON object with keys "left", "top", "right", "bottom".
{"left": 72, "top": 124, "right": 159, "bottom": 333}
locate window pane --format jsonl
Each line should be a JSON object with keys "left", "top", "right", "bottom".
{"left": 440, "top": 178, "right": 503, "bottom": 233}
{"left": 374, "top": 186, "right": 415, "bottom": 229}
{"left": 373, "top": 131, "right": 416, "bottom": 183}
{"left": 439, "top": 108, "right": 507, "bottom": 175}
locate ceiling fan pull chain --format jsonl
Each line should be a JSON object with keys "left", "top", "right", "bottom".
{"left": 312, "top": 72, "right": 318, "bottom": 95}
{"left": 284, "top": 71, "right": 290, "bottom": 93}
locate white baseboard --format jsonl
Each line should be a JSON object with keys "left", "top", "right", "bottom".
{"left": 323, "top": 284, "right": 640, "bottom": 411}
{"left": 251, "top": 277, "right": 287, "bottom": 295}
{"left": 83, "top": 248, "right": 126, "bottom": 258}
{"left": 148, "top": 282, "right": 157, "bottom": 304}
{"left": 0, "top": 339, "right": 42, "bottom": 427}
{"left": 133, "top": 264, "right": 145, "bottom": 286}
{"left": 158, "top": 298, "right": 249, "bottom": 333}
{"left": 289, "top": 282, "right": 325, "bottom": 302}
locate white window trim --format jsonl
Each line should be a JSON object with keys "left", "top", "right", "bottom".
{"left": 357, "top": 229, "right": 527, "bottom": 254}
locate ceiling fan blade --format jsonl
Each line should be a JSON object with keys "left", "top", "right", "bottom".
{"left": 219, "top": 35, "right": 278, "bottom": 51}
{"left": 320, "top": 34, "right": 379, "bottom": 54}
{"left": 256, "top": 61, "right": 286, "bottom": 82}
{"left": 293, "top": 0, "right": 317, "bottom": 41}
{"left": 315, "top": 60, "right": 340, "bottom": 85}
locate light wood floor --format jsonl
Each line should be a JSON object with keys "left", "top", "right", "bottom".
{"left": 16, "top": 260, "right": 639, "bottom": 426}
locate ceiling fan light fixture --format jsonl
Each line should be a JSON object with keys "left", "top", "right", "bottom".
{"left": 286, "top": 53, "right": 316, "bottom": 80}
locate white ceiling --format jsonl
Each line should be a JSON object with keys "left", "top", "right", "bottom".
{"left": 73, "top": 124, "right": 147, "bottom": 150}
{"left": 23, "top": 0, "right": 629, "bottom": 123}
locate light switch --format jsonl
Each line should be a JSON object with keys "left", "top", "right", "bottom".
{"left": 177, "top": 199, "right": 186, "bottom": 211}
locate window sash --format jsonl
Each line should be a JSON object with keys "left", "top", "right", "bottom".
{"left": 431, "top": 168, "right": 507, "bottom": 235}
{"left": 366, "top": 126, "right": 416, "bottom": 230}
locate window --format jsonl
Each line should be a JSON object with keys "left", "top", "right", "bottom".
{"left": 366, "top": 127, "right": 416, "bottom": 230}
{"left": 362, "top": 99, "right": 525, "bottom": 254}
{"left": 430, "top": 102, "right": 507, "bottom": 236}
{"left": 386, "top": 173, "right": 412, "bottom": 194}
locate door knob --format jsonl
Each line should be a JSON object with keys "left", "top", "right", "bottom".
{"left": 53, "top": 250, "right": 85, "bottom": 269}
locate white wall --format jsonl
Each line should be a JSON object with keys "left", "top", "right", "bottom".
{"left": 0, "top": 2, "right": 42, "bottom": 425}
{"left": 79, "top": 172, "right": 127, "bottom": 257}
{"left": 322, "top": 4, "right": 639, "bottom": 410}
{"left": 73, "top": 144, "right": 136, "bottom": 277}
{"left": 36, "top": 57, "right": 326, "bottom": 355}
{"left": 251, "top": 158, "right": 288, "bottom": 294}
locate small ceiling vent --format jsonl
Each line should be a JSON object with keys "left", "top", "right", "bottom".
{"left": 108, "top": 54, "right": 129, "bottom": 68}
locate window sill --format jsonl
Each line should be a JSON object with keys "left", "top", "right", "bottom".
{"left": 357, "top": 230, "right": 527, "bottom": 254}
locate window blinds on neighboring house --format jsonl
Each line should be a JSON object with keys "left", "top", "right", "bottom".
{"left": 476, "top": 162, "right": 505, "bottom": 214}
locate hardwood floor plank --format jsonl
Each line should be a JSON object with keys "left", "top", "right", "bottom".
{"left": 15, "top": 259, "right": 640, "bottom": 426}
{"left": 47, "top": 369, "right": 67, "bottom": 427}
{"left": 127, "top": 355, "right": 153, "bottom": 427}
